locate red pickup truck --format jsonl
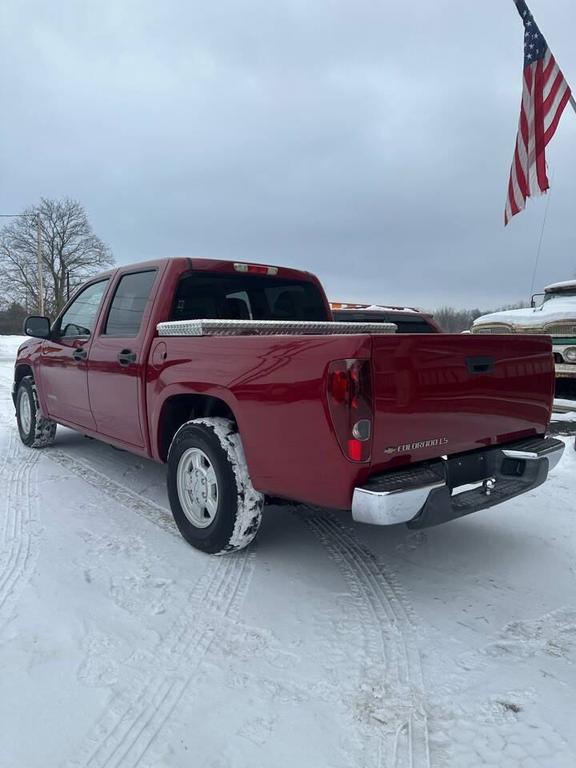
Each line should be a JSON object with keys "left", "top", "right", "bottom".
{"left": 13, "top": 258, "right": 563, "bottom": 554}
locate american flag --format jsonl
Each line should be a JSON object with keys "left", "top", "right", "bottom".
{"left": 505, "top": 0, "right": 572, "bottom": 224}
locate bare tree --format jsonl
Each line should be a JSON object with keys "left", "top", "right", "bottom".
{"left": 0, "top": 198, "right": 114, "bottom": 317}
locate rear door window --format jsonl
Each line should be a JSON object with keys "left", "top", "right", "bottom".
{"left": 104, "top": 270, "right": 157, "bottom": 337}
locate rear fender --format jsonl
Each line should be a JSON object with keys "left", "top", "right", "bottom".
{"left": 150, "top": 383, "right": 242, "bottom": 463}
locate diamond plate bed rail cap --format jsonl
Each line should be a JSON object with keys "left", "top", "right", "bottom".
{"left": 157, "top": 319, "right": 398, "bottom": 337}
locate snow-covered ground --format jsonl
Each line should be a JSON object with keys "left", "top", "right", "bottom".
{"left": 1, "top": 335, "right": 576, "bottom": 768}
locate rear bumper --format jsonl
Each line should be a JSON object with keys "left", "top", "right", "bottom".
{"left": 352, "top": 437, "right": 565, "bottom": 529}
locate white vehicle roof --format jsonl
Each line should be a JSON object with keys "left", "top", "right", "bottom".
{"left": 544, "top": 280, "right": 576, "bottom": 293}
{"left": 472, "top": 296, "right": 576, "bottom": 329}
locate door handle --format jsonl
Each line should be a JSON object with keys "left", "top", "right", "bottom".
{"left": 117, "top": 349, "right": 137, "bottom": 367}
{"left": 72, "top": 347, "right": 88, "bottom": 362}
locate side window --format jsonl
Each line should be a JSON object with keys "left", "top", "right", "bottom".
{"left": 104, "top": 270, "right": 157, "bottom": 337}
{"left": 57, "top": 280, "right": 109, "bottom": 340}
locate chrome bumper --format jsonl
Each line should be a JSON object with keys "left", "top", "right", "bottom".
{"left": 555, "top": 363, "right": 576, "bottom": 379}
{"left": 352, "top": 471, "right": 445, "bottom": 526}
{"left": 502, "top": 440, "right": 564, "bottom": 472}
{"left": 352, "top": 437, "right": 565, "bottom": 527}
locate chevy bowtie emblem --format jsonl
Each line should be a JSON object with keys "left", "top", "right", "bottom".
{"left": 384, "top": 437, "right": 449, "bottom": 455}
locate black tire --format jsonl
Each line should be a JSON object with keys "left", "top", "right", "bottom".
{"left": 16, "top": 376, "right": 57, "bottom": 448}
{"left": 167, "top": 418, "right": 263, "bottom": 555}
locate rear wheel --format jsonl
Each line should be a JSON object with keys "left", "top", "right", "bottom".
{"left": 16, "top": 376, "right": 57, "bottom": 448}
{"left": 167, "top": 418, "right": 263, "bottom": 554}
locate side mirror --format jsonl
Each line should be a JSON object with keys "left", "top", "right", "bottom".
{"left": 24, "top": 315, "right": 51, "bottom": 339}
{"left": 530, "top": 292, "right": 545, "bottom": 308}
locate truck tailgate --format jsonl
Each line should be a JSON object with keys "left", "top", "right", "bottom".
{"left": 370, "top": 334, "right": 555, "bottom": 472}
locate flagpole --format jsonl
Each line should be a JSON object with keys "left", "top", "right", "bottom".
{"left": 570, "top": 94, "right": 576, "bottom": 114}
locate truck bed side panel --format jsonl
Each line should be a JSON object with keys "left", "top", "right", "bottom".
{"left": 147, "top": 334, "right": 375, "bottom": 508}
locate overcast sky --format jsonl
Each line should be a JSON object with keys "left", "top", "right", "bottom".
{"left": 1, "top": 0, "right": 575, "bottom": 309}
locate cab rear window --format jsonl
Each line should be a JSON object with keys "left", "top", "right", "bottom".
{"left": 171, "top": 272, "right": 328, "bottom": 322}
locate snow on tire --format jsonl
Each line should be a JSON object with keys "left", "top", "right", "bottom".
{"left": 16, "top": 376, "right": 57, "bottom": 448}
{"left": 167, "top": 417, "right": 263, "bottom": 555}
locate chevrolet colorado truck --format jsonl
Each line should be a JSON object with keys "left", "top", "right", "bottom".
{"left": 13, "top": 258, "right": 564, "bottom": 554}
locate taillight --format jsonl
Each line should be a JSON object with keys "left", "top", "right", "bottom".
{"left": 326, "top": 359, "right": 373, "bottom": 462}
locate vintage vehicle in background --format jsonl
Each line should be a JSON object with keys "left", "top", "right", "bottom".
{"left": 330, "top": 302, "right": 441, "bottom": 333}
{"left": 471, "top": 281, "right": 576, "bottom": 384}
{"left": 12, "top": 258, "right": 563, "bottom": 555}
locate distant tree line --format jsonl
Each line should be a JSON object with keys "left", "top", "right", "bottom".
{"left": 0, "top": 302, "right": 27, "bottom": 335}
{"left": 432, "top": 303, "right": 528, "bottom": 333}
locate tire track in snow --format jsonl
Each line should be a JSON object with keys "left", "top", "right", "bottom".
{"left": 0, "top": 426, "right": 16, "bottom": 495}
{"left": 301, "top": 511, "right": 431, "bottom": 768}
{"left": 49, "top": 448, "right": 257, "bottom": 768}
{"left": 0, "top": 436, "right": 40, "bottom": 627}
{"left": 47, "top": 450, "right": 178, "bottom": 537}
{"left": 44, "top": 441, "right": 258, "bottom": 766}
{"left": 0, "top": 366, "right": 16, "bottom": 403}
{"left": 66, "top": 550, "right": 256, "bottom": 768}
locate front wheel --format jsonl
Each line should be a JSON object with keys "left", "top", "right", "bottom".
{"left": 16, "top": 376, "right": 57, "bottom": 448}
{"left": 167, "top": 418, "right": 264, "bottom": 555}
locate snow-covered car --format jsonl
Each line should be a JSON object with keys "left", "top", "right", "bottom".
{"left": 330, "top": 303, "right": 441, "bottom": 333}
{"left": 471, "top": 281, "right": 576, "bottom": 381}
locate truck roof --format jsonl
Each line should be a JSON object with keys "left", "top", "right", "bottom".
{"left": 544, "top": 280, "right": 576, "bottom": 293}
{"left": 107, "top": 256, "right": 315, "bottom": 284}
